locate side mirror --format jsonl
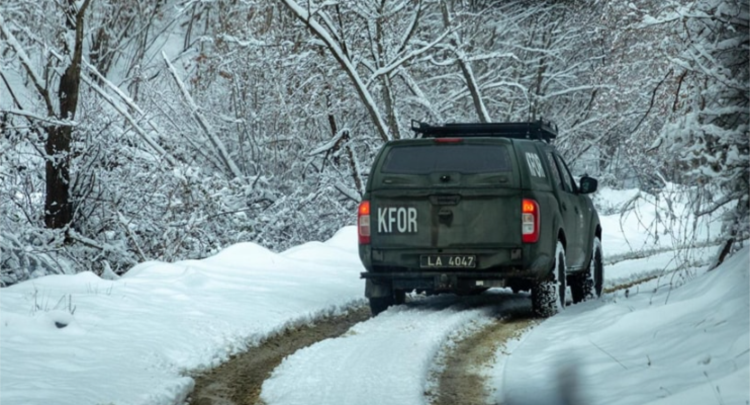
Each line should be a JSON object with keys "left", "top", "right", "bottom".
{"left": 579, "top": 176, "right": 598, "bottom": 194}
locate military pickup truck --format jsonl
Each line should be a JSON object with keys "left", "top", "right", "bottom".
{"left": 357, "top": 120, "right": 603, "bottom": 317}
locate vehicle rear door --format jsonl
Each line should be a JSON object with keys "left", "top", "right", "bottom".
{"left": 369, "top": 138, "right": 523, "bottom": 250}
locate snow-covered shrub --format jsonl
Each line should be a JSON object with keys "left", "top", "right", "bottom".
{"left": 2, "top": 0, "right": 745, "bottom": 286}
{"left": 650, "top": 0, "right": 749, "bottom": 247}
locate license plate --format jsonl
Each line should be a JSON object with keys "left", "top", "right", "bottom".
{"left": 420, "top": 255, "right": 476, "bottom": 269}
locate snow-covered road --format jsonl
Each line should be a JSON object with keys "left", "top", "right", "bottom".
{"left": 260, "top": 291, "right": 530, "bottom": 405}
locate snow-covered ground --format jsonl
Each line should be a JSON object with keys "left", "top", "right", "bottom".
{"left": 0, "top": 229, "right": 365, "bottom": 405}
{"left": 493, "top": 247, "right": 749, "bottom": 405}
{"left": 261, "top": 295, "right": 505, "bottom": 405}
{"left": 1, "top": 187, "right": 747, "bottom": 405}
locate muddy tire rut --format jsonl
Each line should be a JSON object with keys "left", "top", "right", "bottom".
{"left": 188, "top": 306, "right": 371, "bottom": 405}
{"left": 188, "top": 302, "right": 535, "bottom": 405}
{"left": 430, "top": 311, "right": 536, "bottom": 405}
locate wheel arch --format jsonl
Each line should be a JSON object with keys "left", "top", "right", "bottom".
{"left": 582, "top": 222, "right": 603, "bottom": 268}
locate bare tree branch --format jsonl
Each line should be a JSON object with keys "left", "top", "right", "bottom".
{"left": 163, "top": 52, "right": 244, "bottom": 179}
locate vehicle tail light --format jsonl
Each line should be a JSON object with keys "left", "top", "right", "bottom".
{"left": 358, "top": 200, "right": 371, "bottom": 244}
{"left": 434, "top": 137, "right": 463, "bottom": 143}
{"left": 522, "top": 199, "right": 539, "bottom": 243}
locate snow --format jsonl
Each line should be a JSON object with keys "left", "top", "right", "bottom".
{"left": 280, "top": 0, "right": 392, "bottom": 141}
{"left": 492, "top": 247, "right": 750, "bottom": 405}
{"left": 261, "top": 301, "right": 497, "bottom": 405}
{"left": 1, "top": 228, "right": 365, "bottom": 405}
{"left": 1, "top": 188, "right": 748, "bottom": 405}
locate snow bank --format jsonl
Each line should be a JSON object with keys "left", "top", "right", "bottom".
{"left": 0, "top": 227, "right": 365, "bottom": 405}
{"left": 493, "top": 247, "right": 750, "bottom": 405}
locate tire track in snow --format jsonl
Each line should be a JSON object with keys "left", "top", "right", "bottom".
{"left": 189, "top": 289, "right": 627, "bottom": 405}
{"left": 187, "top": 306, "right": 371, "bottom": 405}
{"left": 429, "top": 308, "right": 536, "bottom": 405}
{"left": 258, "top": 291, "right": 528, "bottom": 405}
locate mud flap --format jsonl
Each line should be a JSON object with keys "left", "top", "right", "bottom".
{"left": 530, "top": 253, "right": 553, "bottom": 278}
{"left": 365, "top": 279, "right": 392, "bottom": 298}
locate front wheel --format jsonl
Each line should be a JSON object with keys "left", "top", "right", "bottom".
{"left": 532, "top": 241, "right": 566, "bottom": 317}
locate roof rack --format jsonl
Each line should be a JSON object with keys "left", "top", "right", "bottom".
{"left": 411, "top": 119, "right": 558, "bottom": 142}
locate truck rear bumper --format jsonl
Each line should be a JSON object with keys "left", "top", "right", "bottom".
{"left": 360, "top": 245, "right": 529, "bottom": 271}
{"left": 362, "top": 271, "right": 530, "bottom": 296}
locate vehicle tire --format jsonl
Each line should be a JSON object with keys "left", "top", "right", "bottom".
{"left": 532, "top": 241, "right": 566, "bottom": 317}
{"left": 370, "top": 288, "right": 407, "bottom": 316}
{"left": 369, "top": 295, "right": 394, "bottom": 316}
{"left": 590, "top": 237, "right": 604, "bottom": 298}
{"left": 571, "top": 237, "right": 603, "bottom": 303}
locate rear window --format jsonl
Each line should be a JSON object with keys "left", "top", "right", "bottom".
{"left": 381, "top": 144, "right": 512, "bottom": 174}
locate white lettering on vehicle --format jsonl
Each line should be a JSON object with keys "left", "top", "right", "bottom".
{"left": 377, "top": 207, "right": 418, "bottom": 233}
{"left": 378, "top": 208, "right": 388, "bottom": 233}
{"left": 427, "top": 256, "right": 443, "bottom": 266}
{"left": 408, "top": 208, "right": 417, "bottom": 232}
{"left": 397, "top": 208, "right": 407, "bottom": 232}
{"left": 526, "top": 152, "right": 546, "bottom": 178}
{"left": 425, "top": 255, "right": 475, "bottom": 267}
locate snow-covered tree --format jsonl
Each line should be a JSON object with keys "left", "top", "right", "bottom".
{"left": 2, "top": 0, "right": 744, "bottom": 285}
{"left": 649, "top": 0, "right": 749, "bottom": 260}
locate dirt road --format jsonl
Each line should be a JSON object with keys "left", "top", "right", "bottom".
{"left": 188, "top": 297, "right": 535, "bottom": 405}
{"left": 430, "top": 313, "right": 535, "bottom": 405}
{"left": 188, "top": 306, "right": 371, "bottom": 405}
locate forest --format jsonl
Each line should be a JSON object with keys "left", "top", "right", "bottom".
{"left": 1, "top": 0, "right": 747, "bottom": 285}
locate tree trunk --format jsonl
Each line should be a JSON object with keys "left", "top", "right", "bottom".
{"left": 709, "top": 237, "right": 734, "bottom": 271}
{"left": 44, "top": 125, "right": 73, "bottom": 229}
{"left": 44, "top": 0, "right": 92, "bottom": 230}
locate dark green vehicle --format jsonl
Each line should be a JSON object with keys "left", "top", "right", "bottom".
{"left": 357, "top": 120, "right": 603, "bottom": 316}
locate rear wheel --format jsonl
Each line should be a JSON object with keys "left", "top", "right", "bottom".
{"left": 571, "top": 237, "right": 603, "bottom": 303}
{"left": 369, "top": 296, "right": 394, "bottom": 316}
{"left": 532, "top": 241, "right": 566, "bottom": 317}
{"left": 369, "top": 289, "right": 406, "bottom": 316}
